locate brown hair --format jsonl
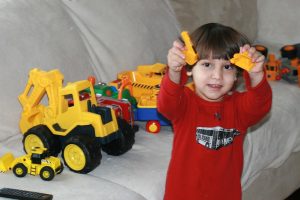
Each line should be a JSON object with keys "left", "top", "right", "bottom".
{"left": 190, "top": 23, "right": 250, "bottom": 61}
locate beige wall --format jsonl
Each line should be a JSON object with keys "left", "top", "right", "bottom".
{"left": 256, "top": 0, "right": 300, "bottom": 54}
{"left": 169, "top": 0, "right": 258, "bottom": 42}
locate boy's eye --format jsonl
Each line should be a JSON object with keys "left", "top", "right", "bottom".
{"left": 202, "top": 62, "right": 210, "bottom": 67}
{"left": 224, "top": 65, "right": 234, "bottom": 70}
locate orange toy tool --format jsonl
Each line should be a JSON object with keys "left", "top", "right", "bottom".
{"left": 181, "top": 31, "right": 198, "bottom": 65}
{"left": 230, "top": 52, "right": 254, "bottom": 71}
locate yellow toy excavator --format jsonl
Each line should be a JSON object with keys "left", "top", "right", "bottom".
{"left": 18, "top": 68, "right": 136, "bottom": 174}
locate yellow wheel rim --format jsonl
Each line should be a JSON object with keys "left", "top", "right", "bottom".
{"left": 15, "top": 167, "right": 24, "bottom": 175}
{"left": 64, "top": 144, "right": 86, "bottom": 171}
{"left": 149, "top": 123, "right": 158, "bottom": 133}
{"left": 24, "top": 134, "right": 44, "bottom": 153}
{"left": 42, "top": 170, "right": 50, "bottom": 179}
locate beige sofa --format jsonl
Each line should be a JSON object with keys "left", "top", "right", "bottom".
{"left": 0, "top": 1, "right": 299, "bottom": 199}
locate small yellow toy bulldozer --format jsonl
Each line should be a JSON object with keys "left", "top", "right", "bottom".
{"left": 0, "top": 147, "right": 63, "bottom": 181}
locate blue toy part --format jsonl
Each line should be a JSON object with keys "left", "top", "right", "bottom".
{"left": 134, "top": 107, "right": 170, "bottom": 133}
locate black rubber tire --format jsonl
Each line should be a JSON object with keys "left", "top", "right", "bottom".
{"left": 254, "top": 44, "right": 268, "bottom": 58}
{"left": 102, "top": 118, "right": 135, "bottom": 156}
{"left": 23, "top": 125, "right": 61, "bottom": 156}
{"left": 57, "top": 162, "right": 64, "bottom": 174}
{"left": 40, "top": 166, "right": 55, "bottom": 181}
{"left": 62, "top": 135, "right": 102, "bottom": 174}
{"left": 13, "top": 163, "right": 27, "bottom": 178}
{"left": 293, "top": 43, "right": 300, "bottom": 58}
{"left": 280, "top": 45, "right": 297, "bottom": 59}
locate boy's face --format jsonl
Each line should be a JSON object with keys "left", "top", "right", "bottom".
{"left": 191, "top": 58, "right": 237, "bottom": 102}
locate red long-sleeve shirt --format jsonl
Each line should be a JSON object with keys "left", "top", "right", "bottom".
{"left": 157, "top": 69, "right": 272, "bottom": 200}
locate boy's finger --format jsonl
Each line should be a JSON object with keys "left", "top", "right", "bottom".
{"left": 169, "top": 53, "right": 186, "bottom": 66}
{"left": 250, "top": 51, "right": 259, "bottom": 61}
{"left": 174, "top": 55, "right": 187, "bottom": 66}
{"left": 255, "top": 54, "right": 265, "bottom": 63}
{"left": 241, "top": 44, "right": 251, "bottom": 53}
{"left": 170, "top": 47, "right": 185, "bottom": 59}
{"left": 174, "top": 66, "right": 183, "bottom": 72}
{"left": 247, "top": 47, "right": 256, "bottom": 57}
{"left": 173, "top": 40, "right": 185, "bottom": 50}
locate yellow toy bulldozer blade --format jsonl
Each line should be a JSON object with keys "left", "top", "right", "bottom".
{"left": 0, "top": 153, "right": 14, "bottom": 172}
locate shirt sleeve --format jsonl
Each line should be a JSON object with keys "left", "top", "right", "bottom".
{"left": 157, "top": 67, "right": 189, "bottom": 122}
{"left": 236, "top": 71, "right": 273, "bottom": 127}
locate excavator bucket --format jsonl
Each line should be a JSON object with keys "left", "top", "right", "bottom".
{"left": 0, "top": 153, "right": 14, "bottom": 172}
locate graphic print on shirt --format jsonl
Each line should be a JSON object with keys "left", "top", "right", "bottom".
{"left": 196, "top": 126, "right": 240, "bottom": 150}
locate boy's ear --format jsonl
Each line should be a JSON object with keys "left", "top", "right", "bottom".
{"left": 186, "top": 71, "right": 192, "bottom": 76}
{"left": 231, "top": 74, "right": 241, "bottom": 91}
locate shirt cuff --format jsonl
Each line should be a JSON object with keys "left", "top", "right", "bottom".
{"left": 160, "top": 67, "right": 188, "bottom": 96}
{"left": 243, "top": 70, "right": 270, "bottom": 93}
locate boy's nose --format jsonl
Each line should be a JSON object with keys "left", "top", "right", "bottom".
{"left": 211, "top": 67, "right": 222, "bottom": 80}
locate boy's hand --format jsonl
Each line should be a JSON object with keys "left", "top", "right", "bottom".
{"left": 168, "top": 40, "right": 187, "bottom": 73}
{"left": 240, "top": 44, "right": 265, "bottom": 87}
{"left": 240, "top": 44, "right": 265, "bottom": 73}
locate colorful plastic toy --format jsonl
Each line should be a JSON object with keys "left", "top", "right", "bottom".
{"left": 88, "top": 76, "right": 138, "bottom": 128}
{"left": 254, "top": 44, "right": 281, "bottom": 81}
{"left": 280, "top": 58, "right": 299, "bottom": 83}
{"left": 19, "top": 68, "right": 136, "bottom": 174}
{"left": 181, "top": 31, "right": 198, "bottom": 65}
{"left": 298, "top": 66, "right": 300, "bottom": 87}
{"left": 92, "top": 81, "right": 137, "bottom": 106}
{"left": 109, "top": 63, "right": 170, "bottom": 133}
{"left": 133, "top": 88, "right": 170, "bottom": 134}
{"left": 254, "top": 44, "right": 268, "bottom": 58}
{"left": 254, "top": 43, "right": 300, "bottom": 87}
{"left": 230, "top": 52, "right": 254, "bottom": 71}
{"left": 281, "top": 45, "right": 298, "bottom": 59}
{"left": 96, "top": 96, "right": 138, "bottom": 131}
{"left": 280, "top": 45, "right": 300, "bottom": 84}
{"left": 0, "top": 147, "right": 63, "bottom": 181}
{"left": 265, "top": 54, "right": 282, "bottom": 81}
{"left": 111, "top": 63, "right": 166, "bottom": 97}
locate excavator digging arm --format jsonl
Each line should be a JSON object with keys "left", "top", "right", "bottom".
{"left": 18, "top": 68, "right": 64, "bottom": 133}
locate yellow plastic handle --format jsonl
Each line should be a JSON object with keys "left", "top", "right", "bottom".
{"left": 181, "top": 31, "right": 198, "bottom": 65}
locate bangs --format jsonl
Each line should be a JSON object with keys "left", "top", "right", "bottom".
{"left": 196, "top": 39, "right": 239, "bottom": 60}
{"left": 191, "top": 23, "right": 249, "bottom": 61}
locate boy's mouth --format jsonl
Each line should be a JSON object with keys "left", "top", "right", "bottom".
{"left": 207, "top": 84, "right": 222, "bottom": 89}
